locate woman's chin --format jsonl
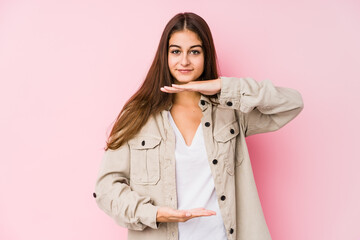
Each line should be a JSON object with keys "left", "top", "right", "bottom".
{"left": 174, "top": 77, "right": 198, "bottom": 84}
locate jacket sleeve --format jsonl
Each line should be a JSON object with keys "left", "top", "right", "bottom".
{"left": 218, "top": 76, "right": 304, "bottom": 137}
{"left": 94, "top": 143, "right": 160, "bottom": 231}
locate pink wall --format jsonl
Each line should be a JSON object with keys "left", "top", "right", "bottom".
{"left": 1, "top": 0, "right": 359, "bottom": 239}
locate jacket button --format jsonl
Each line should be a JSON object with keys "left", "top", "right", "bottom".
{"left": 200, "top": 100, "right": 206, "bottom": 105}
{"left": 220, "top": 195, "right": 226, "bottom": 201}
{"left": 229, "top": 228, "right": 234, "bottom": 234}
{"left": 230, "top": 128, "right": 235, "bottom": 134}
{"left": 212, "top": 159, "right": 218, "bottom": 165}
{"left": 93, "top": 192, "right": 97, "bottom": 198}
{"left": 141, "top": 140, "right": 145, "bottom": 146}
{"left": 226, "top": 101, "right": 233, "bottom": 106}
{"left": 205, "top": 122, "right": 211, "bottom": 127}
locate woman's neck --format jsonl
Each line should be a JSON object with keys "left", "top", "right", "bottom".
{"left": 173, "top": 91, "right": 201, "bottom": 108}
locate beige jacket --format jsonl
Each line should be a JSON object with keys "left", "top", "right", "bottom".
{"left": 94, "top": 76, "right": 304, "bottom": 240}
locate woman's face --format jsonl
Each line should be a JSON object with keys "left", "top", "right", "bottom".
{"left": 168, "top": 29, "right": 204, "bottom": 83}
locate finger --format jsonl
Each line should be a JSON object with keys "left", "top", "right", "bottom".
{"left": 166, "top": 210, "right": 191, "bottom": 222}
{"left": 160, "top": 87, "right": 172, "bottom": 93}
{"left": 186, "top": 212, "right": 215, "bottom": 221}
{"left": 160, "top": 86, "right": 184, "bottom": 93}
{"left": 188, "top": 208, "right": 216, "bottom": 216}
{"left": 164, "top": 86, "right": 186, "bottom": 92}
{"left": 171, "top": 84, "right": 197, "bottom": 92}
{"left": 180, "top": 210, "right": 192, "bottom": 217}
{"left": 194, "top": 210, "right": 216, "bottom": 216}
{"left": 169, "top": 209, "right": 215, "bottom": 222}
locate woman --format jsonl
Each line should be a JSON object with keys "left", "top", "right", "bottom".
{"left": 94, "top": 12, "right": 303, "bottom": 240}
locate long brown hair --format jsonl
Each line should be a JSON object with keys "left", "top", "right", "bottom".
{"left": 106, "top": 12, "right": 219, "bottom": 150}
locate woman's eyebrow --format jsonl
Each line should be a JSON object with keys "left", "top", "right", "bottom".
{"left": 168, "top": 44, "right": 203, "bottom": 49}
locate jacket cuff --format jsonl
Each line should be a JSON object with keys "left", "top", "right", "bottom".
{"left": 219, "top": 76, "right": 256, "bottom": 113}
{"left": 138, "top": 203, "right": 160, "bottom": 230}
{"left": 219, "top": 77, "right": 242, "bottom": 109}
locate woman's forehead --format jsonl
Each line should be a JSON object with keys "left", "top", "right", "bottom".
{"left": 169, "top": 30, "right": 202, "bottom": 47}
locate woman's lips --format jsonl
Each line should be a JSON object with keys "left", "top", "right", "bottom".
{"left": 178, "top": 69, "right": 193, "bottom": 74}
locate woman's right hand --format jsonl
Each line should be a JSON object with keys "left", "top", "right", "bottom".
{"left": 156, "top": 206, "right": 216, "bottom": 223}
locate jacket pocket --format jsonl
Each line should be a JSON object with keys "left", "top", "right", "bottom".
{"left": 128, "top": 136, "right": 162, "bottom": 185}
{"left": 214, "top": 120, "right": 239, "bottom": 175}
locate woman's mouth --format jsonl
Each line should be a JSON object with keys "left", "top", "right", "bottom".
{"left": 178, "top": 69, "right": 193, "bottom": 74}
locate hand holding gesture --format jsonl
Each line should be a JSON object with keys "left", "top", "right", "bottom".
{"left": 157, "top": 78, "right": 221, "bottom": 223}
{"left": 160, "top": 78, "right": 221, "bottom": 95}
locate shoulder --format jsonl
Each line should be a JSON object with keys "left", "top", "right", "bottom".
{"left": 131, "top": 112, "right": 164, "bottom": 138}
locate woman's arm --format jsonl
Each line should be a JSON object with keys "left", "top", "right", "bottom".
{"left": 95, "top": 143, "right": 217, "bottom": 230}
{"left": 218, "top": 76, "right": 304, "bottom": 137}
{"left": 161, "top": 76, "right": 304, "bottom": 137}
{"left": 94, "top": 144, "right": 160, "bottom": 231}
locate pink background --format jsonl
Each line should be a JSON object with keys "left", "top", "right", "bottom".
{"left": 1, "top": 0, "right": 359, "bottom": 239}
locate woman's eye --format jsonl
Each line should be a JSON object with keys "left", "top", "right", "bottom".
{"left": 169, "top": 49, "right": 201, "bottom": 55}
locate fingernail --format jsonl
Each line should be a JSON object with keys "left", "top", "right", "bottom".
{"left": 186, "top": 213, "right": 191, "bottom": 217}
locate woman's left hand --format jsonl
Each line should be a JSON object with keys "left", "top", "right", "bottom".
{"left": 160, "top": 78, "right": 221, "bottom": 95}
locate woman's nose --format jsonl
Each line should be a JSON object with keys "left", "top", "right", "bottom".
{"left": 181, "top": 53, "right": 190, "bottom": 66}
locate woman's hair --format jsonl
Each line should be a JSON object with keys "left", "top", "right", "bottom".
{"left": 105, "top": 12, "right": 219, "bottom": 150}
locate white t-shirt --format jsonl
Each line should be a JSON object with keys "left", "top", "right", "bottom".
{"left": 168, "top": 112, "right": 228, "bottom": 240}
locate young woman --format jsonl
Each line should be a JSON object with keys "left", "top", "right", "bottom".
{"left": 94, "top": 12, "right": 303, "bottom": 240}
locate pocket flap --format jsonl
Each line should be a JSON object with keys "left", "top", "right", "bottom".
{"left": 128, "top": 136, "right": 162, "bottom": 150}
{"left": 214, "top": 121, "right": 239, "bottom": 142}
